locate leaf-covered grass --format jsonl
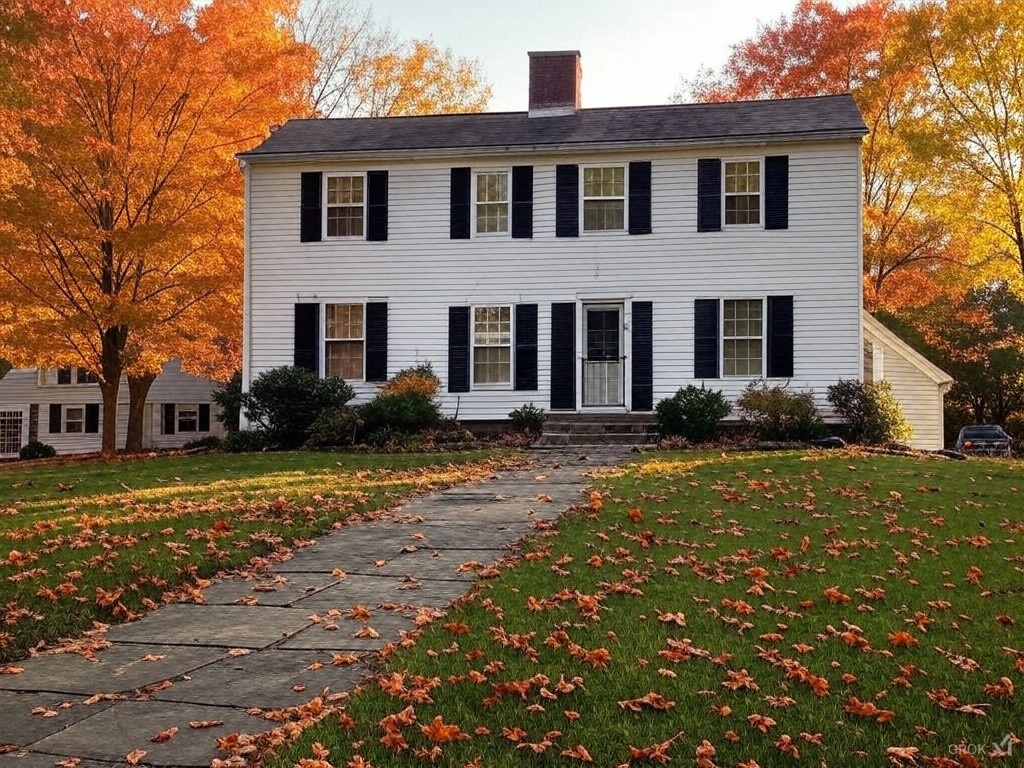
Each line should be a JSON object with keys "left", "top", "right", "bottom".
{"left": 265, "top": 450, "right": 1023, "bottom": 768}
{"left": 0, "top": 450, "right": 519, "bottom": 663}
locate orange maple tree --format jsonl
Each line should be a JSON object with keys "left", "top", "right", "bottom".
{"left": 680, "top": 0, "right": 974, "bottom": 312}
{"left": 0, "top": 0, "right": 312, "bottom": 452}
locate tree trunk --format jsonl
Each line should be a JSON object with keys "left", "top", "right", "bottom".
{"left": 125, "top": 373, "right": 157, "bottom": 453}
{"left": 98, "top": 324, "right": 128, "bottom": 455}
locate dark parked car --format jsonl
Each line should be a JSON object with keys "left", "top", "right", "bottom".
{"left": 955, "top": 425, "right": 1012, "bottom": 457}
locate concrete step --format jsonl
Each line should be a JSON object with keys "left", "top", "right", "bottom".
{"left": 537, "top": 412, "right": 659, "bottom": 447}
{"left": 535, "top": 432, "right": 655, "bottom": 447}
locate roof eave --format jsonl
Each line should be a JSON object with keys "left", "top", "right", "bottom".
{"left": 236, "top": 129, "right": 868, "bottom": 163}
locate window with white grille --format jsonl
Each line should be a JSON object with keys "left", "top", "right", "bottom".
{"left": 0, "top": 411, "right": 23, "bottom": 455}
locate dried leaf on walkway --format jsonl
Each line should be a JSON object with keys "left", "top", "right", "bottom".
{"left": 150, "top": 726, "right": 178, "bottom": 743}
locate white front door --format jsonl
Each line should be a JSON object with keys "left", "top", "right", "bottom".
{"left": 583, "top": 304, "right": 624, "bottom": 406}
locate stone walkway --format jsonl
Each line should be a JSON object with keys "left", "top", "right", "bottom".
{"left": 0, "top": 449, "right": 633, "bottom": 768}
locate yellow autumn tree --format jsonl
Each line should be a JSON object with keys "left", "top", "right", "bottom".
{"left": 908, "top": 0, "right": 1024, "bottom": 280}
{"left": 297, "top": 0, "right": 490, "bottom": 117}
{"left": 0, "top": 0, "right": 313, "bottom": 453}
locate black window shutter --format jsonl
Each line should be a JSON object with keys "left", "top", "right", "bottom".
{"left": 366, "top": 170, "right": 388, "bottom": 241}
{"left": 198, "top": 404, "right": 211, "bottom": 432}
{"left": 514, "top": 304, "right": 538, "bottom": 391}
{"left": 450, "top": 167, "right": 471, "bottom": 239}
{"left": 448, "top": 306, "right": 470, "bottom": 393}
{"left": 550, "top": 302, "right": 576, "bottom": 409}
{"left": 694, "top": 299, "right": 720, "bottom": 379}
{"left": 294, "top": 303, "right": 320, "bottom": 373}
{"left": 511, "top": 166, "right": 533, "bottom": 239}
{"left": 48, "top": 403, "right": 61, "bottom": 434}
{"left": 697, "top": 159, "right": 722, "bottom": 232}
{"left": 628, "top": 161, "right": 652, "bottom": 235}
{"left": 555, "top": 164, "right": 579, "bottom": 238}
{"left": 162, "top": 403, "right": 176, "bottom": 435}
{"left": 631, "top": 301, "right": 654, "bottom": 410}
{"left": 84, "top": 403, "right": 99, "bottom": 434}
{"left": 767, "top": 295, "right": 794, "bottom": 378}
{"left": 365, "top": 302, "right": 388, "bottom": 382}
{"left": 764, "top": 155, "right": 789, "bottom": 230}
{"left": 300, "top": 172, "right": 323, "bottom": 243}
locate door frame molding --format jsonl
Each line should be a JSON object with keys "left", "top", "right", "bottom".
{"left": 576, "top": 298, "right": 632, "bottom": 412}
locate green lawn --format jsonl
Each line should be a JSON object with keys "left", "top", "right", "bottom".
{"left": 0, "top": 450, "right": 519, "bottom": 663}
{"left": 263, "top": 450, "right": 1023, "bottom": 768}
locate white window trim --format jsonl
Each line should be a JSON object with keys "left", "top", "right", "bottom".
{"left": 53, "top": 366, "right": 98, "bottom": 386}
{"left": 0, "top": 409, "right": 26, "bottom": 456}
{"left": 580, "top": 164, "right": 628, "bottom": 234}
{"left": 720, "top": 297, "right": 766, "bottom": 378}
{"left": 177, "top": 403, "right": 200, "bottom": 433}
{"left": 322, "top": 301, "right": 366, "bottom": 382}
{"left": 722, "top": 158, "right": 764, "bottom": 229}
{"left": 471, "top": 168, "right": 511, "bottom": 238}
{"left": 64, "top": 405, "right": 85, "bottom": 434}
{"left": 471, "top": 304, "right": 514, "bottom": 390}
{"left": 323, "top": 172, "right": 367, "bottom": 240}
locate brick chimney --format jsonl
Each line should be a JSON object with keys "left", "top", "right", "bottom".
{"left": 528, "top": 51, "right": 581, "bottom": 117}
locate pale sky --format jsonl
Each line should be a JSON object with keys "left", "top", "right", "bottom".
{"left": 373, "top": 0, "right": 861, "bottom": 112}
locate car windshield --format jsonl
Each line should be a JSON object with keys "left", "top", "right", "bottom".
{"left": 960, "top": 426, "right": 1006, "bottom": 439}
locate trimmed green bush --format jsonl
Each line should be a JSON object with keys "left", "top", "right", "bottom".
{"left": 654, "top": 385, "right": 731, "bottom": 442}
{"left": 19, "top": 441, "right": 56, "bottom": 460}
{"left": 223, "top": 429, "right": 268, "bottom": 453}
{"left": 827, "top": 379, "right": 913, "bottom": 445}
{"left": 212, "top": 371, "right": 242, "bottom": 433}
{"left": 360, "top": 391, "right": 442, "bottom": 438}
{"left": 508, "top": 403, "right": 546, "bottom": 435}
{"left": 737, "top": 382, "right": 826, "bottom": 441}
{"left": 242, "top": 366, "right": 355, "bottom": 449}
{"left": 305, "top": 406, "right": 363, "bottom": 448}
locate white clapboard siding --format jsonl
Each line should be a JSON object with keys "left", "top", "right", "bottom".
{"left": 863, "top": 314, "right": 952, "bottom": 450}
{"left": 0, "top": 361, "right": 224, "bottom": 457}
{"left": 245, "top": 141, "right": 864, "bottom": 421}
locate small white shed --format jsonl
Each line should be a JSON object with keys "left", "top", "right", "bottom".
{"left": 863, "top": 313, "right": 953, "bottom": 450}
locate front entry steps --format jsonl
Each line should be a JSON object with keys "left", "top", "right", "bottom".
{"left": 534, "top": 413, "right": 658, "bottom": 447}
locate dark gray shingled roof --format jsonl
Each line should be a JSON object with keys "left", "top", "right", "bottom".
{"left": 240, "top": 94, "right": 867, "bottom": 159}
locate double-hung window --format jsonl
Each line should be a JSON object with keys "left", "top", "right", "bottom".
{"left": 723, "top": 299, "right": 764, "bottom": 376}
{"left": 326, "top": 174, "right": 364, "bottom": 237}
{"left": 65, "top": 406, "right": 84, "bottom": 434}
{"left": 56, "top": 367, "right": 96, "bottom": 385}
{"left": 177, "top": 405, "right": 199, "bottom": 433}
{"left": 724, "top": 160, "right": 761, "bottom": 225}
{"left": 582, "top": 166, "right": 625, "bottom": 231}
{"left": 473, "top": 306, "right": 512, "bottom": 385}
{"left": 325, "top": 304, "right": 364, "bottom": 380}
{"left": 475, "top": 171, "right": 509, "bottom": 234}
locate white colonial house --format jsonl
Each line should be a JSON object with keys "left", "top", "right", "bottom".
{"left": 238, "top": 50, "right": 951, "bottom": 449}
{"left": 0, "top": 361, "right": 224, "bottom": 458}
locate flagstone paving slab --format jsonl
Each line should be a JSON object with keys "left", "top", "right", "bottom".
{"left": 199, "top": 573, "right": 343, "bottom": 606}
{"left": 153, "top": 650, "right": 366, "bottom": 710}
{"left": 0, "top": 644, "right": 228, "bottom": 696}
{"left": 291, "top": 575, "right": 470, "bottom": 611}
{"left": 0, "top": 450, "right": 633, "bottom": 765}
{"left": 277, "top": 610, "right": 416, "bottom": 651}
{"left": 103, "top": 605, "right": 311, "bottom": 649}
{"left": 0, "top": 691, "right": 113, "bottom": 749}
{"left": 29, "top": 700, "right": 266, "bottom": 767}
